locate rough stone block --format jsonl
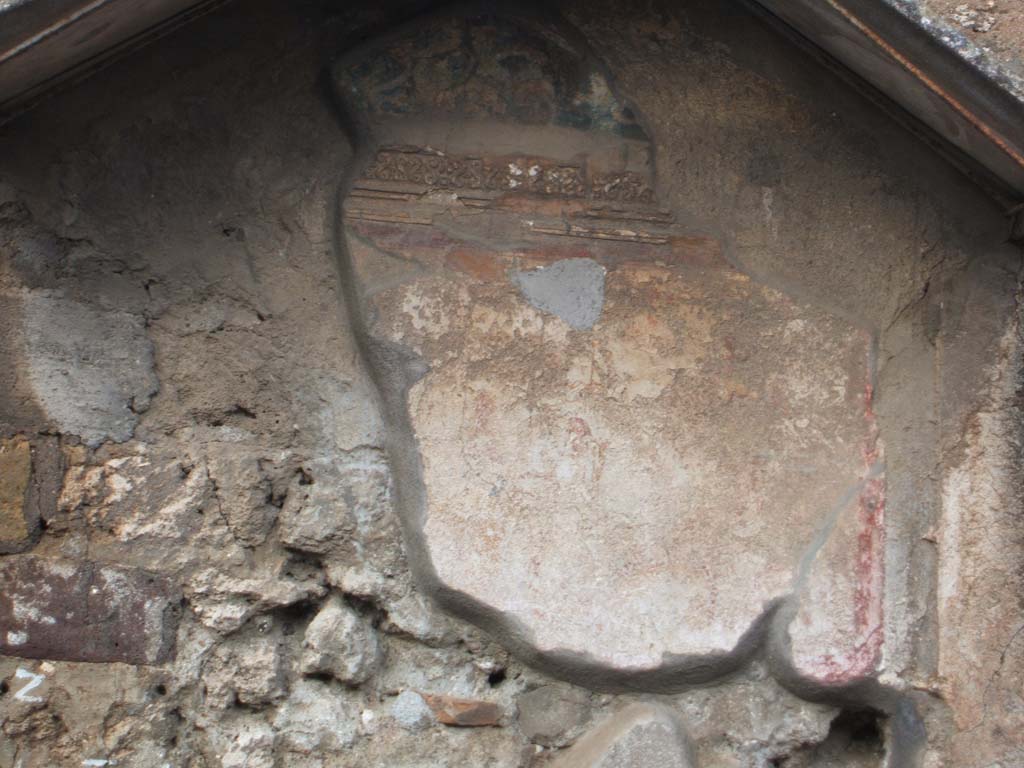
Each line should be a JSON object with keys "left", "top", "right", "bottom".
{"left": 300, "top": 594, "right": 380, "bottom": 685}
{"left": 205, "top": 443, "right": 279, "bottom": 548}
{"left": 0, "top": 555, "right": 181, "bottom": 663}
{"left": 379, "top": 589, "right": 459, "bottom": 648}
{"left": 204, "top": 634, "right": 285, "bottom": 708}
{"left": 214, "top": 717, "right": 276, "bottom": 768}
{"left": 278, "top": 460, "right": 356, "bottom": 555}
{"left": 549, "top": 702, "right": 694, "bottom": 768}
{"left": 185, "top": 565, "right": 326, "bottom": 635}
{"left": 274, "top": 679, "right": 360, "bottom": 752}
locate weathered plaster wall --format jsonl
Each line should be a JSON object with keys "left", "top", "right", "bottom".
{"left": 0, "top": 1, "right": 1020, "bottom": 767}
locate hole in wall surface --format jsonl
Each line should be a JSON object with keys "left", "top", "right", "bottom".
{"left": 812, "top": 708, "right": 886, "bottom": 767}
{"left": 764, "top": 707, "right": 886, "bottom": 767}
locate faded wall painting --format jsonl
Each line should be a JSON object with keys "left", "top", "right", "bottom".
{"left": 335, "top": 6, "right": 889, "bottom": 705}
{"left": 4, "top": 0, "right": 1024, "bottom": 765}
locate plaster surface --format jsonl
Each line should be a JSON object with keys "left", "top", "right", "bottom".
{"left": 338, "top": 7, "right": 886, "bottom": 680}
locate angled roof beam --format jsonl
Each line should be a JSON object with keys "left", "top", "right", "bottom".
{"left": 748, "top": 0, "right": 1024, "bottom": 206}
{"left": 0, "top": 0, "right": 228, "bottom": 124}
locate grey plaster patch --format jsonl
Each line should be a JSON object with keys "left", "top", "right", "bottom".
{"left": 513, "top": 258, "right": 605, "bottom": 330}
{"left": 21, "top": 294, "right": 158, "bottom": 446}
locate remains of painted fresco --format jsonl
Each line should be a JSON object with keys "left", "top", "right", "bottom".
{"left": 337, "top": 11, "right": 885, "bottom": 688}
{"left": 0, "top": 1, "right": 1022, "bottom": 767}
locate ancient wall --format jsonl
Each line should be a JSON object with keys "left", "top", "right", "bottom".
{"left": 0, "top": 1, "right": 1021, "bottom": 767}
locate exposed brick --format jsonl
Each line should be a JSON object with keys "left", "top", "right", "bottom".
{"left": 0, "top": 435, "right": 58, "bottom": 554}
{"left": 0, "top": 437, "right": 32, "bottom": 546}
{"left": 0, "top": 555, "right": 181, "bottom": 664}
{"left": 421, "top": 693, "right": 501, "bottom": 727}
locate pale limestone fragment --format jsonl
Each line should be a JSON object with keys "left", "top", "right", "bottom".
{"left": 300, "top": 595, "right": 380, "bottom": 685}
{"left": 391, "top": 690, "right": 435, "bottom": 731}
{"left": 186, "top": 566, "right": 326, "bottom": 634}
{"left": 203, "top": 634, "right": 285, "bottom": 709}
{"left": 217, "top": 717, "right": 276, "bottom": 768}
{"left": 517, "top": 684, "right": 592, "bottom": 747}
{"left": 549, "top": 702, "right": 693, "bottom": 768}
{"left": 380, "top": 590, "right": 459, "bottom": 647}
{"left": 279, "top": 467, "right": 354, "bottom": 554}
{"left": 273, "top": 679, "right": 359, "bottom": 753}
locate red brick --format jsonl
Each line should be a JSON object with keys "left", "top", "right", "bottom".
{"left": 0, "top": 555, "right": 181, "bottom": 664}
{"left": 421, "top": 692, "right": 502, "bottom": 727}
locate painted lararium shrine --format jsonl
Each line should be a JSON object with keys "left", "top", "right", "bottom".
{"left": 0, "top": 1, "right": 1023, "bottom": 766}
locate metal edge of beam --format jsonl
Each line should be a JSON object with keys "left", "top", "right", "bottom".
{"left": 748, "top": 0, "right": 1024, "bottom": 209}
{"left": 0, "top": 0, "right": 233, "bottom": 126}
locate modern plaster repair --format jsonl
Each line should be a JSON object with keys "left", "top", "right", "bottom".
{"left": 512, "top": 258, "right": 606, "bottom": 331}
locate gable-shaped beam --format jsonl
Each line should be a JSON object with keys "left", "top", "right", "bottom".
{"left": 749, "top": 0, "right": 1024, "bottom": 204}
{"left": 0, "top": 0, "right": 225, "bottom": 124}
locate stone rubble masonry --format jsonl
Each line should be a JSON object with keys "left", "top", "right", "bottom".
{"left": 0, "top": 555, "right": 181, "bottom": 664}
